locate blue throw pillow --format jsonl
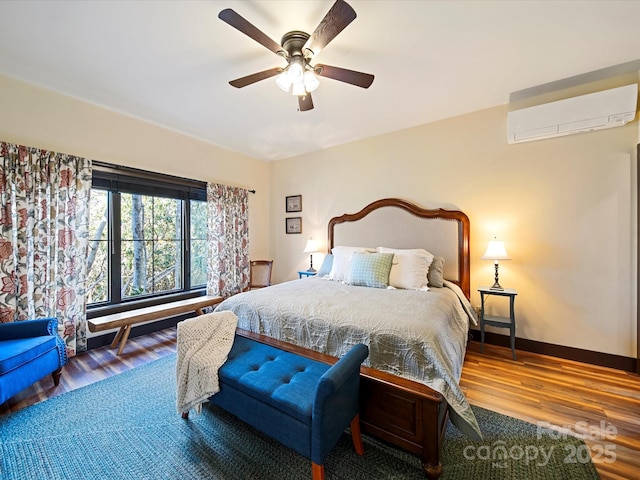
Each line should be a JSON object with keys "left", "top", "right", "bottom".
{"left": 349, "top": 252, "right": 394, "bottom": 288}
{"left": 316, "top": 254, "right": 333, "bottom": 277}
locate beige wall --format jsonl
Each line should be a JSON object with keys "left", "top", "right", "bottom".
{"left": 0, "top": 74, "right": 271, "bottom": 260}
{"left": 271, "top": 104, "right": 638, "bottom": 358}
{"left": 1, "top": 73, "right": 637, "bottom": 359}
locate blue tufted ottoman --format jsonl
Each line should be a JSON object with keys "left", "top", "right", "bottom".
{"left": 184, "top": 335, "right": 369, "bottom": 480}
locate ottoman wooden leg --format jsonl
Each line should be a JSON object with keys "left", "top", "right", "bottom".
{"left": 350, "top": 414, "right": 365, "bottom": 455}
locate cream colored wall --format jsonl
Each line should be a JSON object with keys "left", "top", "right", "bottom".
{"left": 271, "top": 104, "right": 638, "bottom": 358}
{"left": 1, "top": 73, "right": 637, "bottom": 358}
{"left": 0, "top": 74, "right": 271, "bottom": 261}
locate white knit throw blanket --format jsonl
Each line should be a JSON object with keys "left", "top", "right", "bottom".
{"left": 176, "top": 310, "right": 238, "bottom": 415}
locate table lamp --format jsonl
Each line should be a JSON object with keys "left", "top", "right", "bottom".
{"left": 481, "top": 238, "right": 511, "bottom": 290}
{"left": 303, "top": 238, "right": 320, "bottom": 273}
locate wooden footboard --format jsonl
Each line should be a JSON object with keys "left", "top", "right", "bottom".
{"left": 359, "top": 367, "right": 448, "bottom": 479}
{"left": 236, "top": 328, "right": 447, "bottom": 479}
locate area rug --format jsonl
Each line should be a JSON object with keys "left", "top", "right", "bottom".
{"left": 0, "top": 354, "right": 599, "bottom": 480}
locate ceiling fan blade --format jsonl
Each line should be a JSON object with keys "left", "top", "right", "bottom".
{"left": 229, "top": 67, "right": 283, "bottom": 88}
{"left": 314, "top": 64, "right": 374, "bottom": 89}
{"left": 298, "top": 93, "right": 314, "bottom": 111}
{"left": 303, "top": 0, "right": 356, "bottom": 57}
{"left": 219, "top": 8, "right": 284, "bottom": 56}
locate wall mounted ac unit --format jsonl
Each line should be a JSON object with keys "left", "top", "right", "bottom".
{"left": 507, "top": 83, "right": 638, "bottom": 144}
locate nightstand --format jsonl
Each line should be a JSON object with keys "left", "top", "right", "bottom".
{"left": 298, "top": 271, "right": 316, "bottom": 278}
{"left": 478, "top": 286, "right": 518, "bottom": 360}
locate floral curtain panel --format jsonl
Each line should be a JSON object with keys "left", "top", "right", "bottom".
{"left": 207, "top": 183, "right": 249, "bottom": 298}
{"left": 0, "top": 142, "right": 92, "bottom": 356}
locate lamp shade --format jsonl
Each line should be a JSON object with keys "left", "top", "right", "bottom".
{"left": 291, "top": 82, "right": 306, "bottom": 96}
{"left": 275, "top": 71, "right": 292, "bottom": 92}
{"left": 303, "top": 71, "right": 320, "bottom": 92}
{"left": 481, "top": 239, "right": 511, "bottom": 260}
{"left": 303, "top": 238, "right": 320, "bottom": 253}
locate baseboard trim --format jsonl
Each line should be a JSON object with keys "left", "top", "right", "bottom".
{"left": 470, "top": 329, "right": 636, "bottom": 373}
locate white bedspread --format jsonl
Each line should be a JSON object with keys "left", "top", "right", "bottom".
{"left": 215, "top": 278, "right": 481, "bottom": 440}
{"left": 175, "top": 311, "right": 238, "bottom": 415}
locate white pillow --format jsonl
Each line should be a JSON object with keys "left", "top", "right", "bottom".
{"left": 329, "top": 246, "right": 375, "bottom": 282}
{"left": 377, "top": 247, "right": 434, "bottom": 290}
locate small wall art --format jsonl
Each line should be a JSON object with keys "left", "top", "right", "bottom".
{"left": 286, "top": 195, "right": 302, "bottom": 213}
{"left": 286, "top": 217, "right": 302, "bottom": 234}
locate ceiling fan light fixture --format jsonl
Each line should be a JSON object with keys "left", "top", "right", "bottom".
{"left": 303, "top": 70, "right": 319, "bottom": 92}
{"left": 275, "top": 71, "right": 292, "bottom": 92}
{"left": 288, "top": 57, "right": 305, "bottom": 82}
{"left": 291, "top": 82, "right": 306, "bottom": 96}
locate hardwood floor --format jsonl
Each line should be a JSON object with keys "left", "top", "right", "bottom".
{"left": 2, "top": 329, "right": 639, "bottom": 480}
{"left": 461, "top": 342, "right": 640, "bottom": 480}
{"left": 0, "top": 328, "right": 177, "bottom": 415}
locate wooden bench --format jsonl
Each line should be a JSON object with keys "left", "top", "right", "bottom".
{"left": 88, "top": 295, "right": 223, "bottom": 355}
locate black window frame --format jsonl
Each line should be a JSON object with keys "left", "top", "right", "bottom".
{"left": 87, "top": 162, "right": 207, "bottom": 319}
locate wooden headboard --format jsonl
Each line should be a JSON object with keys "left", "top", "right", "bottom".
{"left": 327, "top": 198, "right": 470, "bottom": 298}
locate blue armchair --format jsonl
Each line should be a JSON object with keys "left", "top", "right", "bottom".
{"left": 0, "top": 318, "right": 68, "bottom": 405}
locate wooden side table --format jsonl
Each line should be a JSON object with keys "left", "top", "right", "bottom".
{"left": 478, "top": 287, "right": 518, "bottom": 360}
{"left": 298, "top": 271, "right": 316, "bottom": 278}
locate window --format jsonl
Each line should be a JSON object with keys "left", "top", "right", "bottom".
{"left": 87, "top": 163, "right": 207, "bottom": 311}
{"left": 87, "top": 189, "right": 109, "bottom": 304}
{"left": 189, "top": 200, "right": 208, "bottom": 287}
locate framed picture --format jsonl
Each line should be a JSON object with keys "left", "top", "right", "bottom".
{"left": 286, "top": 195, "right": 302, "bottom": 213}
{"left": 286, "top": 217, "right": 302, "bottom": 234}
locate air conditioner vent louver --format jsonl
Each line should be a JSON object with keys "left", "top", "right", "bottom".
{"left": 507, "top": 84, "right": 638, "bottom": 144}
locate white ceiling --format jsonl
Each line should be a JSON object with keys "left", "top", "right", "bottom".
{"left": 0, "top": 0, "right": 639, "bottom": 161}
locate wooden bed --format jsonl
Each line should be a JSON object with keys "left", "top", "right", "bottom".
{"left": 327, "top": 197, "right": 470, "bottom": 479}
{"left": 218, "top": 197, "right": 472, "bottom": 478}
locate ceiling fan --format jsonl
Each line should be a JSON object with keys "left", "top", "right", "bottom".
{"left": 218, "top": 0, "right": 374, "bottom": 112}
